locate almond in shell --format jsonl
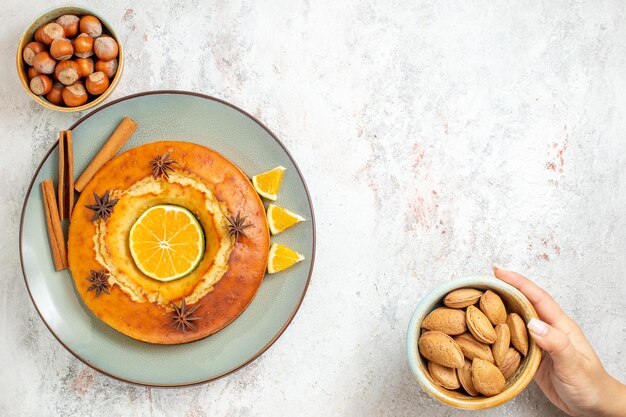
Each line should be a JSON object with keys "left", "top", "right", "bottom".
{"left": 418, "top": 331, "right": 465, "bottom": 369}
{"left": 471, "top": 358, "right": 506, "bottom": 397}
{"left": 428, "top": 362, "right": 460, "bottom": 390}
{"left": 454, "top": 332, "right": 494, "bottom": 363}
{"left": 443, "top": 288, "right": 483, "bottom": 308}
{"left": 479, "top": 290, "right": 507, "bottom": 325}
{"left": 492, "top": 323, "right": 511, "bottom": 366}
{"left": 507, "top": 313, "right": 529, "bottom": 356}
{"left": 466, "top": 305, "right": 497, "bottom": 344}
{"left": 421, "top": 307, "right": 467, "bottom": 336}
{"left": 497, "top": 347, "right": 521, "bottom": 380}
{"left": 457, "top": 359, "right": 478, "bottom": 396}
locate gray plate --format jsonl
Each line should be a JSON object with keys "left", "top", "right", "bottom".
{"left": 19, "top": 91, "right": 315, "bottom": 387}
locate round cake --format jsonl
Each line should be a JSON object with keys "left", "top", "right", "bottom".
{"left": 68, "top": 141, "right": 270, "bottom": 344}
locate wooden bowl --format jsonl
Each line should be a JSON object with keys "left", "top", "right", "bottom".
{"left": 406, "top": 276, "right": 542, "bottom": 409}
{"left": 16, "top": 6, "right": 123, "bottom": 112}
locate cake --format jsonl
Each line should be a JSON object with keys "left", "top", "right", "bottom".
{"left": 67, "top": 141, "right": 270, "bottom": 344}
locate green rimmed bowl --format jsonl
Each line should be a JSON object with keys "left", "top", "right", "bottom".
{"left": 407, "top": 276, "right": 541, "bottom": 409}
{"left": 20, "top": 91, "right": 315, "bottom": 386}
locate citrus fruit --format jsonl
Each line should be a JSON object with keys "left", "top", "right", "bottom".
{"left": 252, "top": 166, "right": 286, "bottom": 201}
{"left": 267, "top": 243, "right": 304, "bottom": 274}
{"left": 129, "top": 205, "right": 205, "bottom": 281}
{"left": 267, "top": 204, "right": 305, "bottom": 235}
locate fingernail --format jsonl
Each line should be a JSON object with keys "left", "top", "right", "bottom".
{"left": 492, "top": 263, "right": 500, "bottom": 271}
{"left": 528, "top": 318, "right": 548, "bottom": 336}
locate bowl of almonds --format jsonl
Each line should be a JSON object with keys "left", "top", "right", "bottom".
{"left": 16, "top": 6, "right": 123, "bottom": 112}
{"left": 406, "top": 276, "right": 542, "bottom": 409}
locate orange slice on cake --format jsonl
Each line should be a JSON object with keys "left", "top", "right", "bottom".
{"left": 129, "top": 205, "right": 205, "bottom": 281}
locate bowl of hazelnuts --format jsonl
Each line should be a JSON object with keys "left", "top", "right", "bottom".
{"left": 16, "top": 6, "right": 123, "bottom": 111}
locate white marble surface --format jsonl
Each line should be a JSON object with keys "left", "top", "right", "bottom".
{"left": 1, "top": 1, "right": 625, "bottom": 416}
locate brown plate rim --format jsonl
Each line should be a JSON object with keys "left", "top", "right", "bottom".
{"left": 18, "top": 90, "right": 316, "bottom": 388}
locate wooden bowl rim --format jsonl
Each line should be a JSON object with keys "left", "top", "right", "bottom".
{"left": 15, "top": 5, "right": 124, "bottom": 112}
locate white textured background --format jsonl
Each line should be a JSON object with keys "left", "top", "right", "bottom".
{"left": 1, "top": 1, "right": 625, "bottom": 416}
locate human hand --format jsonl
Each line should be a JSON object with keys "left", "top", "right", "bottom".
{"left": 493, "top": 266, "right": 626, "bottom": 417}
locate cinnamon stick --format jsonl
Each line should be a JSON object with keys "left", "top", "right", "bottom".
{"left": 58, "top": 130, "right": 74, "bottom": 219}
{"left": 42, "top": 179, "right": 68, "bottom": 271}
{"left": 74, "top": 116, "right": 137, "bottom": 192}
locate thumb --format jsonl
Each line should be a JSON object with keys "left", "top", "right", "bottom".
{"left": 528, "top": 318, "right": 579, "bottom": 367}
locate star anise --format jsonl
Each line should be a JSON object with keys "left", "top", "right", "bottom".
{"left": 224, "top": 212, "right": 252, "bottom": 241}
{"left": 169, "top": 299, "right": 200, "bottom": 333}
{"left": 85, "top": 191, "right": 119, "bottom": 222}
{"left": 86, "top": 269, "right": 111, "bottom": 297}
{"left": 150, "top": 153, "right": 178, "bottom": 179}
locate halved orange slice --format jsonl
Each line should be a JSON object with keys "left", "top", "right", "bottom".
{"left": 267, "top": 243, "right": 304, "bottom": 274}
{"left": 252, "top": 166, "right": 286, "bottom": 201}
{"left": 129, "top": 205, "right": 205, "bottom": 281}
{"left": 267, "top": 204, "right": 305, "bottom": 235}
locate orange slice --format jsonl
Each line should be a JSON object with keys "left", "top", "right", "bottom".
{"left": 267, "top": 243, "right": 304, "bottom": 274}
{"left": 267, "top": 204, "right": 305, "bottom": 235}
{"left": 129, "top": 205, "right": 205, "bottom": 281}
{"left": 252, "top": 166, "right": 286, "bottom": 201}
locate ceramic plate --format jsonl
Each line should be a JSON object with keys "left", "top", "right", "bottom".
{"left": 19, "top": 91, "right": 315, "bottom": 386}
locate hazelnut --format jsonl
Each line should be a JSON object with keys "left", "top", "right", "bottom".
{"left": 22, "top": 41, "right": 46, "bottom": 66}
{"left": 34, "top": 25, "right": 46, "bottom": 43}
{"left": 95, "top": 58, "right": 117, "bottom": 78}
{"left": 50, "top": 38, "right": 74, "bottom": 60}
{"left": 46, "top": 82, "right": 64, "bottom": 105}
{"left": 40, "top": 23, "right": 65, "bottom": 45}
{"left": 27, "top": 67, "right": 39, "bottom": 79}
{"left": 79, "top": 15, "right": 102, "bottom": 38}
{"left": 85, "top": 71, "right": 110, "bottom": 95}
{"left": 94, "top": 36, "right": 119, "bottom": 61}
{"left": 29, "top": 74, "right": 53, "bottom": 96}
{"left": 56, "top": 15, "right": 80, "bottom": 38}
{"left": 75, "top": 57, "right": 95, "bottom": 77}
{"left": 62, "top": 83, "right": 88, "bottom": 107}
{"left": 54, "top": 60, "right": 81, "bottom": 86}
{"left": 72, "top": 33, "right": 94, "bottom": 58}
{"left": 32, "top": 51, "right": 56, "bottom": 75}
